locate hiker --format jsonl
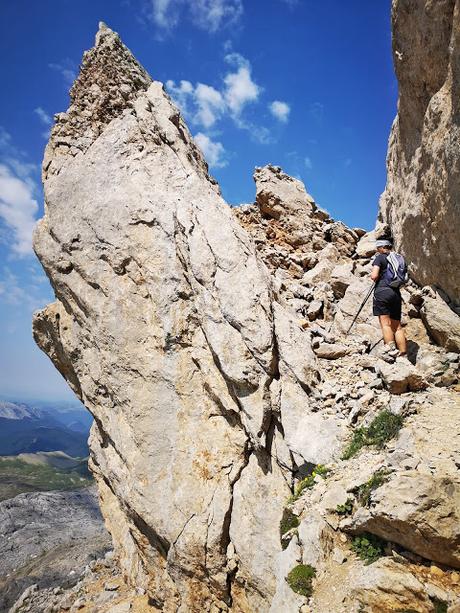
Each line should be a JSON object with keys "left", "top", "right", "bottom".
{"left": 370, "top": 237, "right": 408, "bottom": 360}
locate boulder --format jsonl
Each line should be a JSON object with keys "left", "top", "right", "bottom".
{"left": 355, "top": 230, "right": 377, "bottom": 258}
{"left": 278, "top": 377, "right": 346, "bottom": 466}
{"left": 377, "top": 359, "right": 428, "bottom": 394}
{"left": 330, "top": 262, "right": 354, "bottom": 298}
{"left": 314, "top": 343, "right": 351, "bottom": 360}
{"left": 345, "top": 470, "right": 460, "bottom": 568}
{"left": 254, "top": 165, "right": 315, "bottom": 220}
{"left": 420, "top": 291, "right": 460, "bottom": 352}
{"left": 268, "top": 538, "right": 306, "bottom": 613}
{"left": 307, "top": 300, "right": 323, "bottom": 321}
{"left": 301, "top": 260, "right": 334, "bottom": 286}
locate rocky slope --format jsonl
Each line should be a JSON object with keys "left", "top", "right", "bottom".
{"left": 29, "top": 20, "right": 460, "bottom": 613}
{"left": 379, "top": 0, "right": 460, "bottom": 305}
{"left": 0, "top": 487, "right": 111, "bottom": 612}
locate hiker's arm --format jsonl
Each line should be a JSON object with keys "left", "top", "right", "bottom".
{"left": 370, "top": 265, "right": 380, "bottom": 282}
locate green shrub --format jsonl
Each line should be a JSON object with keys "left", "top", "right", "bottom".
{"left": 286, "top": 564, "right": 316, "bottom": 597}
{"left": 342, "top": 411, "right": 404, "bottom": 460}
{"left": 287, "top": 464, "right": 330, "bottom": 504}
{"left": 280, "top": 507, "right": 300, "bottom": 548}
{"left": 336, "top": 498, "right": 354, "bottom": 515}
{"left": 357, "top": 469, "right": 391, "bottom": 507}
{"left": 351, "top": 533, "right": 386, "bottom": 564}
{"left": 431, "top": 599, "right": 448, "bottom": 613}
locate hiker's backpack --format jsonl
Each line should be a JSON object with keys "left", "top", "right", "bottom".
{"left": 384, "top": 252, "right": 409, "bottom": 288}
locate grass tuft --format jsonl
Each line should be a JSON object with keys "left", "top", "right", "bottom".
{"left": 357, "top": 469, "right": 391, "bottom": 507}
{"left": 286, "top": 564, "right": 316, "bottom": 597}
{"left": 280, "top": 507, "right": 300, "bottom": 549}
{"left": 341, "top": 410, "right": 404, "bottom": 460}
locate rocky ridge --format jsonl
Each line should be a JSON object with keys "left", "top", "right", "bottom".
{"left": 27, "top": 18, "right": 460, "bottom": 613}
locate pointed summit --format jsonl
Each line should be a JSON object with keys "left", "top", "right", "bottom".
{"left": 95, "top": 20, "right": 113, "bottom": 45}
{"left": 43, "top": 23, "right": 152, "bottom": 180}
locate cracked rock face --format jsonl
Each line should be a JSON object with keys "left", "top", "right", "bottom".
{"left": 32, "top": 23, "right": 315, "bottom": 612}
{"left": 379, "top": 0, "right": 460, "bottom": 304}
{"left": 33, "top": 21, "right": 460, "bottom": 613}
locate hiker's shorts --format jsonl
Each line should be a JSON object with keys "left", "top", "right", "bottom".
{"left": 373, "top": 286, "right": 402, "bottom": 320}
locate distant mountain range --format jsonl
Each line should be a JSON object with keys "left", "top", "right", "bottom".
{"left": 0, "top": 400, "right": 92, "bottom": 457}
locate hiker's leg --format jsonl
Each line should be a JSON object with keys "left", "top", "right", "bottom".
{"left": 378, "top": 315, "right": 395, "bottom": 345}
{"left": 391, "top": 319, "right": 407, "bottom": 355}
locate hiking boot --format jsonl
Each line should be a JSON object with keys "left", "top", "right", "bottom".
{"left": 379, "top": 342, "right": 399, "bottom": 363}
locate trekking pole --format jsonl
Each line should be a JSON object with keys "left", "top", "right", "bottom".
{"left": 346, "top": 282, "right": 376, "bottom": 335}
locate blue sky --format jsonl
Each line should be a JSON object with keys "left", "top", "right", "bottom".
{"left": 0, "top": 0, "right": 396, "bottom": 401}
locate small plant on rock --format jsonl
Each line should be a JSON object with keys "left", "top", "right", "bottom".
{"left": 288, "top": 464, "right": 330, "bottom": 503}
{"left": 431, "top": 598, "right": 448, "bottom": 613}
{"left": 286, "top": 564, "right": 316, "bottom": 597}
{"left": 336, "top": 497, "right": 354, "bottom": 515}
{"left": 279, "top": 507, "right": 300, "bottom": 549}
{"left": 341, "top": 410, "right": 404, "bottom": 460}
{"left": 357, "top": 469, "right": 391, "bottom": 507}
{"left": 351, "top": 533, "right": 386, "bottom": 564}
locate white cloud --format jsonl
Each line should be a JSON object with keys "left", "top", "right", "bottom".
{"left": 194, "top": 83, "right": 226, "bottom": 127}
{"left": 150, "top": 0, "right": 243, "bottom": 32}
{"left": 304, "top": 156, "right": 312, "bottom": 170}
{"left": 166, "top": 79, "right": 194, "bottom": 115}
{"left": 34, "top": 108, "right": 53, "bottom": 139}
{"left": 49, "top": 60, "right": 77, "bottom": 86}
{"left": 224, "top": 53, "right": 261, "bottom": 115}
{"left": 166, "top": 51, "right": 271, "bottom": 154}
{"left": 0, "top": 163, "right": 39, "bottom": 257}
{"left": 269, "top": 100, "right": 290, "bottom": 123}
{"left": 151, "top": 0, "right": 177, "bottom": 29}
{"left": 190, "top": 0, "right": 243, "bottom": 32}
{"left": 167, "top": 80, "right": 225, "bottom": 127}
{"left": 0, "top": 267, "right": 27, "bottom": 305}
{"left": 233, "top": 117, "right": 273, "bottom": 145}
{"left": 0, "top": 266, "right": 50, "bottom": 312}
{"left": 34, "top": 107, "right": 52, "bottom": 126}
{"left": 0, "top": 127, "right": 12, "bottom": 149}
{"left": 168, "top": 54, "right": 261, "bottom": 126}
{"left": 194, "top": 132, "right": 227, "bottom": 168}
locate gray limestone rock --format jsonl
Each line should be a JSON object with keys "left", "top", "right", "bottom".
{"left": 32, "top": 23, "right": 290, "bottom": 613}
{"left": 420, "top": 291, "right": 460, "bottom": 352}
{"left": 0, "top": 488, "right": 111, "bottom": 613}
{"left": 377, "top": 359, "right": 428, "bottom": 394}
{"left": 379, "top": 0, "right": 460, "bottom": 303}
{"left": 29, "top": 17, "right": 460, "bottom": 613}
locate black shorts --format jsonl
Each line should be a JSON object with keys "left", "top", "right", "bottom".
{"left": 373, "top": 286, "right": 402, "bottom": 320}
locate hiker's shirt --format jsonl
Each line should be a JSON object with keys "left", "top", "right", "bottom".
{"left": 372, "top": 253, "right": 401, "bottom": 294}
